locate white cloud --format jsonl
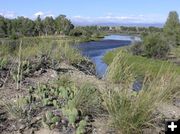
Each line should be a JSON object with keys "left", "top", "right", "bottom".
{"left": 34, "top": 11, "right": 44, "bottom": 17}
{"left": 33, "top": 11, "right": 55, "bottom": 19}
{"left": 71, "top": 14, "right": 166, "bottom": 24}
{"left": 0, "top": 10, "right": 166, "bottom": 24}
{"left": 0, "top": 11, "right": 16, "bottom": 18}
{"left": 71, "top": 15, "right": 93, "bottom": 23}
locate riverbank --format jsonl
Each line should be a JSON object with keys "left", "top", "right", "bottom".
{"left": 103, "top": 48, "right": 180, "bottom": 78}
{"left": 0, "top": 36, "right": 180, "bottom": 134}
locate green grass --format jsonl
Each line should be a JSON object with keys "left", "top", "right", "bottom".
{"left": 1, "top": 96, "right": 32, "bottom": 120}
{"left": 103, "top": 48, "right": 180, "bottom": 81}
{"left": 103, "top": 71, "right": 177, "bottom": 134}
{"left": 170, "top": 45, "right": 180, "bottom": 58}
{"left": 0, "top": 57, "right": 8, "bottom": 69}
{"left": 0, "top": 37, "right": 84, "bottom": 90}
{"left": 0, "top": 35, "right": 104, "bottom": 66}
{"left": 0, "top": 37, "right": 84, "bottom": 65}
{"left": 67, "top": 83, "right": 102, "bottom": 115}
{"left": 103, "top": 48, "right": 180, "bottom": 133}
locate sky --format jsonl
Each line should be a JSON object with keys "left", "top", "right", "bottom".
{"left": 1, "top": 0, "right": 180, "bottom": 25}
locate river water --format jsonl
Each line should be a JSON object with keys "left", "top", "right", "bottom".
{"left": 77, "top": 34, "right": 140, "bottom": 78}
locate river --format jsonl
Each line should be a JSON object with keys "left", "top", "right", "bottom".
{"left": 77, "top": 34, "right": 141, "bottom": 78}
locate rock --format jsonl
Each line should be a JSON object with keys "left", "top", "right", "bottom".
{"left": 23, "top": 128, "right": 35, "bottom": 134}
{"left": 157, "top": 103, "right": 180, "bottom": 119}
{"left": 142, "top": 128, "right": 159, "bottom": 134}
{"left": 61, "top": 117, "right": 68, "bottom": 126}
{"left": 34, "top": 69, "right": 47, "bottom": 76}
{"left": 174, "top": 98, "right": 180, "bottom": 107}
{"left": 50, "top": 70, "right": 58, "bottom": 78}
{"left": 19, "top": 124, "right": 26, "bottom": 130}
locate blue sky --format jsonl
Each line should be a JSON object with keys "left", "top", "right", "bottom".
{"left": 1, "top": 0, "right": 180, "bottom": 24}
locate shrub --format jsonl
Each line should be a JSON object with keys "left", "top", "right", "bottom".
{"left": 143, "top": 33, "right": 170, "bottom": 59}
{"left": 69, "top": 28, "right": 83, "bottom": 37}
{"left": 130, "top": 41, "right": 143, "bottom": 55}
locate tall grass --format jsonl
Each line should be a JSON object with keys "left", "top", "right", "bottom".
{"left": 16, "top": 40, "right": 22, "bottom": 90}
{"left": 0, "top": 57, "right": 8, "bottom": 69}
{"left": 104, "top": 49, "right": 180, "bottom": 81}
{"left": 1, "top": 96, "right": 32, "bottom": 120}
{"left": 68, "top": 83, "right": 102, "bottom": 115}
{"left": 170, "top": 45, "right": 180, "bottom": 58}
{"left": 103, "top": 73, "right": 177, "bottom": 134}
{"left": 103, "top": 50, "right": 179, "bottom": 133}
{"left": 106, "top": 50, "right": 135, "bottom": 84}
{"left": 0, "top": 37, "right": 83, "bottom": 68}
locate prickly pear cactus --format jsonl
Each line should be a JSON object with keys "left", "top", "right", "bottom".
{"left": 53, "top": 100, "right": 60, "bottom": 108}
{"left": 51, "top": 116, "right": 60, "bottom": 124}
{"left": 46, "top": 111, "right": 54, "bottom": 121}
{"left": 42, "top": 111, "right": 61, "bottom": 130}
{"left": 76, "top": 120, "right": 87, "bottom": 134}
{"left": 62, "top": 107, "right": 78, "bottom": 126}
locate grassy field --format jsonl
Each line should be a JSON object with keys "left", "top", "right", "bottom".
{"left": 103, "top": 48, "right": 180, "bottom": 80}
{"left": 0, "top": 36, "right": 83, "bottom": 62}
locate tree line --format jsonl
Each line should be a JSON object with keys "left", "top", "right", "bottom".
{"left": 1, "top": 13, "right": 164, "bottom": 39}
{"left": 0, "top": 14, "right": 113, "bottom": 39}
{"left": 0, "top": 15, "right": 74, "bottom": 39}
{"left": 1, "top": 11, "right": 179, "bottom": 43}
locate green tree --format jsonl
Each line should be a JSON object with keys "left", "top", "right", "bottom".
{"left": 0, "top": 14, "right": 76, "bottom": 38}
{"left": 34, "top": 15, "right": 43, "bottom": 36}
{"left": 55, "top": 15, "right": 74, "bottom": 35}
{"left": 12, "top": 17, "right": 35, "bottom": 36}
{"left": 43, "top": 16, "right": 55, "bottom": 36}
{"left": 164, "top": 11, "right": 180, "bottom": 46}
{"left": 6, "top": 19, "right": 12, "bottom": 36}
{"left": 0, "top": 16, "right": 8, "bottom": 38}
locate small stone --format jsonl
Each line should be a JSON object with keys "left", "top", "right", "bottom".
{"left": 61, "top": 118, "right": 68, "bottom": 125}
{"left": 174, "top": 99, "right": 180, "bottom": 107}
{"left": 19, "top": 124, "right": 26, "bottom": 130}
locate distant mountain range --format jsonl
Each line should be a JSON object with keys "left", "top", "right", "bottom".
{"left": 73, "top": 21, "right": 164, "bottom": 28}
